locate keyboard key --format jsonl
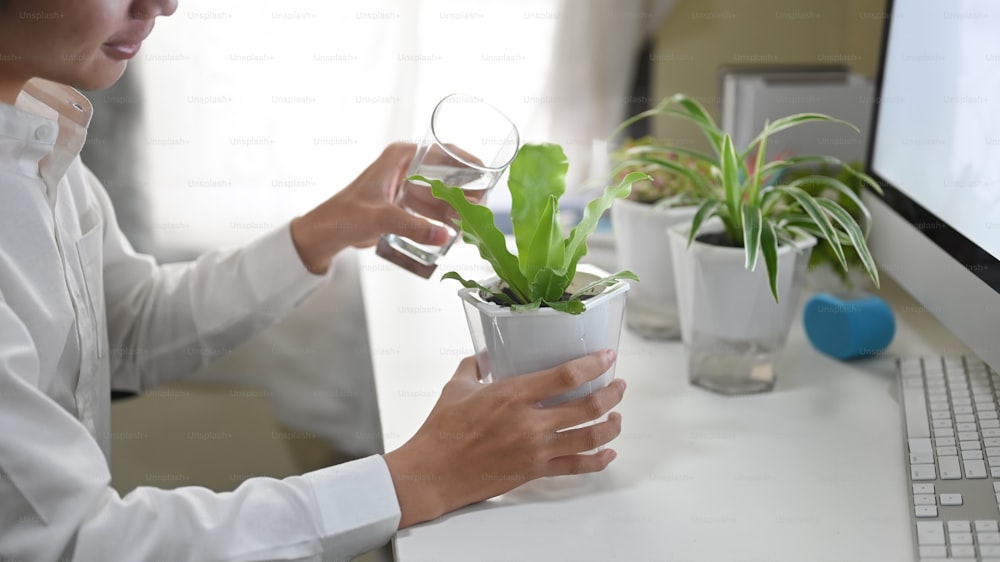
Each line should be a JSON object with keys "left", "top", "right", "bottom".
{"left": 949, "top": 531, "right": 974, "bottom": 544}
{"left": 986, "top": 437, "right": 1000, "bottom": 447}
{"left": 912, "top": 464, "right": 937, "bottom": 480}
{"left": 910, "top": 438, "right": 934, "bottom": 453}
{"left": 948, "top": 520, "right": 971, "bottom": 533}
{"left": 936, "top": 447, "right": 957, "bottom": 457}
{"left": 936, "top": 437, "right": 957, "bottom": 447}
{"left": 951, "top": 544, "right": 976, "bottom": 557}
{"left": 918, "top": 545, "right": 946, "bottom": 557}
{"left": 983, "top": 420, "right": 1000, "bottom": 429}
{"left": 981, "top": 532, "right": 1000, "bottom": 544}
{"left": 960, "top": 440, "right": 982, "bottom": 450}
{"left": 932, "top": 419, "right": 954, "bottom": 429}
{"left": 966, "top": 460, "right": 989, "bottom": 478}
{"left": 956, "top": 414, "right": 976, "bottom": 423}
{"left": 983, "top": 545, "right": 1000, "bottom": 556}
{"left": 976, "top": 520, "right": 999, "bottom": 533}
{"left": 904, "top": 388, "right": 932, "bottom": 438}
{"left": 984, "top": 428, "right": 1000, "bottom": 438}
{"left": 913, "top": 494, "right": 936, "bottom": 505}
{"left": 915, "top": 483, "right": 936, "bottom": 494}
{"left": 987, "top": 446, "right": 1000, "bottom": 457}
{"left": 936, "top": 457, "right": 962, "bottom": 480}
{"left": 939, "top": 493, "right": 963, "bottom": 505}
{"left": 962, "top": 449, "right": 984, "bottom": 460}
{"left": 957, "top": 422, "right": 979, "bottom": 432}
{"left": 953, "top": 404, "right": 974, "bottom": 414}
{"left": 918, "top": 521, "right": 946, "bottom": 544}
{"left": 915, "top": 505, "right": 938, "bottom": 517}
{"left": 958, "top": 432, "right": 981, "bottom": 442}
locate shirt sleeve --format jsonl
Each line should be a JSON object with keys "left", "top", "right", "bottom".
{"left": 81, "top": 166, "right": 334, "bottom": 392}
{"left": 0, "top": 295, "right": 400, "bottom": 560}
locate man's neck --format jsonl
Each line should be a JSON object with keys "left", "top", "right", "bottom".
{"left": 0, "top": 75, "right": 28, "bottom": 106}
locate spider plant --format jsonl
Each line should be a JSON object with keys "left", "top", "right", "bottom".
{"left": 609, "top": 93, "right": 882, "bottom": 301}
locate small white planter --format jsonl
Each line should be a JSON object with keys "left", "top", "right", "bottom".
{"left": 669, "top": 225, "right": 817, "bottom": 395}
{"left": 457, "top": 268, "right": 628, "bottom": 407}
{"left": 610, "top": 199, "right": 697, "bottom": 340}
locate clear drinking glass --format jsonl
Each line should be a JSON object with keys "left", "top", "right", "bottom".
{"left": 376, "top": 93, "right": 519, "bottom": 277}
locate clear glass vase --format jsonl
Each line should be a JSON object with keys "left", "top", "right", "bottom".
{"left": 669, "top": 226, "right": 816, "bottom": 395}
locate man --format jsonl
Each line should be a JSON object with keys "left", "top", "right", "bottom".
{"left": 0, "top": 0, "right": 626, "bottom": 560}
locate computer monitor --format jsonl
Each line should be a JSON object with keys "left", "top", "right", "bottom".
{"left": 865, "top": 0, "right": 1000, "bottom": 368}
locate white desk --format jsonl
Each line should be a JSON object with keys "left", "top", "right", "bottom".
{"left": 359, "top": 242, "right": 969, "bottom": 562}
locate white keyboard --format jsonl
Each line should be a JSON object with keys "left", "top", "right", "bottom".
{"left": 900, "top": 356, "right": 1000, "bottom": 561}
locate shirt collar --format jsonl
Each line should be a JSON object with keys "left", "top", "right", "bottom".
{"left": 0, "top": 78, "right": 93, "bottom": 186}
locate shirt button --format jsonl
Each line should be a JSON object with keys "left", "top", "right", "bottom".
{"left": 34, "top": 124, "right": 56, "bottom": 142}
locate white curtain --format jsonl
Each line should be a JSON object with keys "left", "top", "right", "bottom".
{"left": 139, "top": 0, "right": 674, "bottom": 253}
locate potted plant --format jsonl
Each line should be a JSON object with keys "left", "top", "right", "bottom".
{"left": 417, "top": 143, "right": 648, "bottom": 406}
{"left": 604, "top": 135, "right": 706, "bottom": 340}
{"left": 632, "top": 94, "right": 881, "bottom": 395}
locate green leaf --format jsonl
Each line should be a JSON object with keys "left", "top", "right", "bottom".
{"left": 774, "top": 186, "right": 848, "bottom": 271}
{"left": 542, "top": 299, "right": 586, "bottom": 315}
{"left": 529, "top": 268, "right": 570, "bottom": 303}
{"left": 608, "top": 94, "right": 724, "bottom": 157}
{"left": 618, "top": 143, "right": 718, "bottom": 170}
{"left": 522, "top": 194, "right": 565, "bottom": 284}
{"left": 611, "top": 156, "right": 714, "bottom": 198}
{"left": 511, "top": 300, "right": 543, "bottom": 312}
{"left": 687, "top": 199, "right": 722, "bottom": 246}
{"left": 720, "top": 134, "right": 743, "bottom": 242}
{"left": 760, "top": 221, "right": 780, "bottom": 302}
{"left": 563, "top": 171, "right": 647, "bottom": 279}
{"left": 742, "top": 204, "right": 763, "bottom": 271}
{"left": 740, "top": 113, "right": 860, "bottom": 162}
{"left": 568, "top": 270, "right": 639, "bottom": 301}
{"left": 748, "top": 124, "right": 768, "bottom": 206}
{"left": 508, "top": 144, "right": 569, "bottom": 259}
{"left": 425, "top": 176, "right": 531, "bottom": 303}
{"left": 814, "top": 199, "right": 881, "bottom": 287}
{"left": 440, "top": 271, "right": 515, "bottom": 306}
{"left": 789, "top": 175, "right": 872, "bottom": 236}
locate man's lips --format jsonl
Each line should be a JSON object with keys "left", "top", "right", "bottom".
{"left": 103, "top": 23, "right": 153, "bottom": 60}
{"left": 101, "top": 42, "right": 142, "bottom": 60}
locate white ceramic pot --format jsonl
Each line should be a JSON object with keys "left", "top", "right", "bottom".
{"left": 610, "top": 199, "right": 697, "bottom": 340}
{"left": 668, "top": 224, "right": 817, "bottom": 395}
{"left": 457, "top": 268, "right": 628, "bottom": 407}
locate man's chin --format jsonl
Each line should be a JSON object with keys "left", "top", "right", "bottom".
{"left": 71, "top": 63, "right": 128, "bottom": 92}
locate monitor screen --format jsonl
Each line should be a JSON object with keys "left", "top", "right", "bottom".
{"left": 866, "top": 0, "right": 1000, "bottom": 366}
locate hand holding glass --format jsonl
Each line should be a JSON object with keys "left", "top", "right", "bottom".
{"left": 376, "top": 94, "right": 519, "bottom": 277}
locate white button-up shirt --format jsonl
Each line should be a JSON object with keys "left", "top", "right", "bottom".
{"left": 0, "top": 79, "right": 400, "bottom": 561}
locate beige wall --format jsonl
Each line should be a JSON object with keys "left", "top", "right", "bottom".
{"left": 650, "top": 0, "right": 887, "bottom": 144}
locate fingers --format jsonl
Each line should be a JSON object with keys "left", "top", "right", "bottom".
{"left": 545, "top": 448, "right": 618, "bottom": 477}
{"left": 513, "top": 350, "right": 616, "bottom": 404}
{"left": 548, "top": 412, "right": 623, "bottom": 458}
{"left": 376, "top": 206, "right": 451, "bottom": 246}
{"left": 542, "top": 379, "right": 626, "bottom": 430}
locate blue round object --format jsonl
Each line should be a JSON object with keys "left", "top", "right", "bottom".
{"left": 802, "top": 293, "right": 896, "bottom": 360}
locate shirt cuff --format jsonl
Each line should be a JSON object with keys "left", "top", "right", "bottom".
{"left": 240, "top": 221, "right": 334, "bottom": 309}
{"left": 304, "top": 455, "right": 401, "bottom": 557}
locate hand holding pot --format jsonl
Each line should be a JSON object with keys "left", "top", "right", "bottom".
{"left": 289, "top": 143, "right": 452, "bottom": 274}
{"left": 383, "top": 350, "right": 625, "bottom": 528}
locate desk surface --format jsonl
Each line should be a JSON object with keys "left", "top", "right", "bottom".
{"left": 359, "top": 242, "right": 968, "bottom": 562}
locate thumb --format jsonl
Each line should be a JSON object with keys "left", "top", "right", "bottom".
{"left": 452, "top": 356, "right": 482, "bottom": 383}
{"left": 378, "top": 206, "right": 451, "bottom": 246}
